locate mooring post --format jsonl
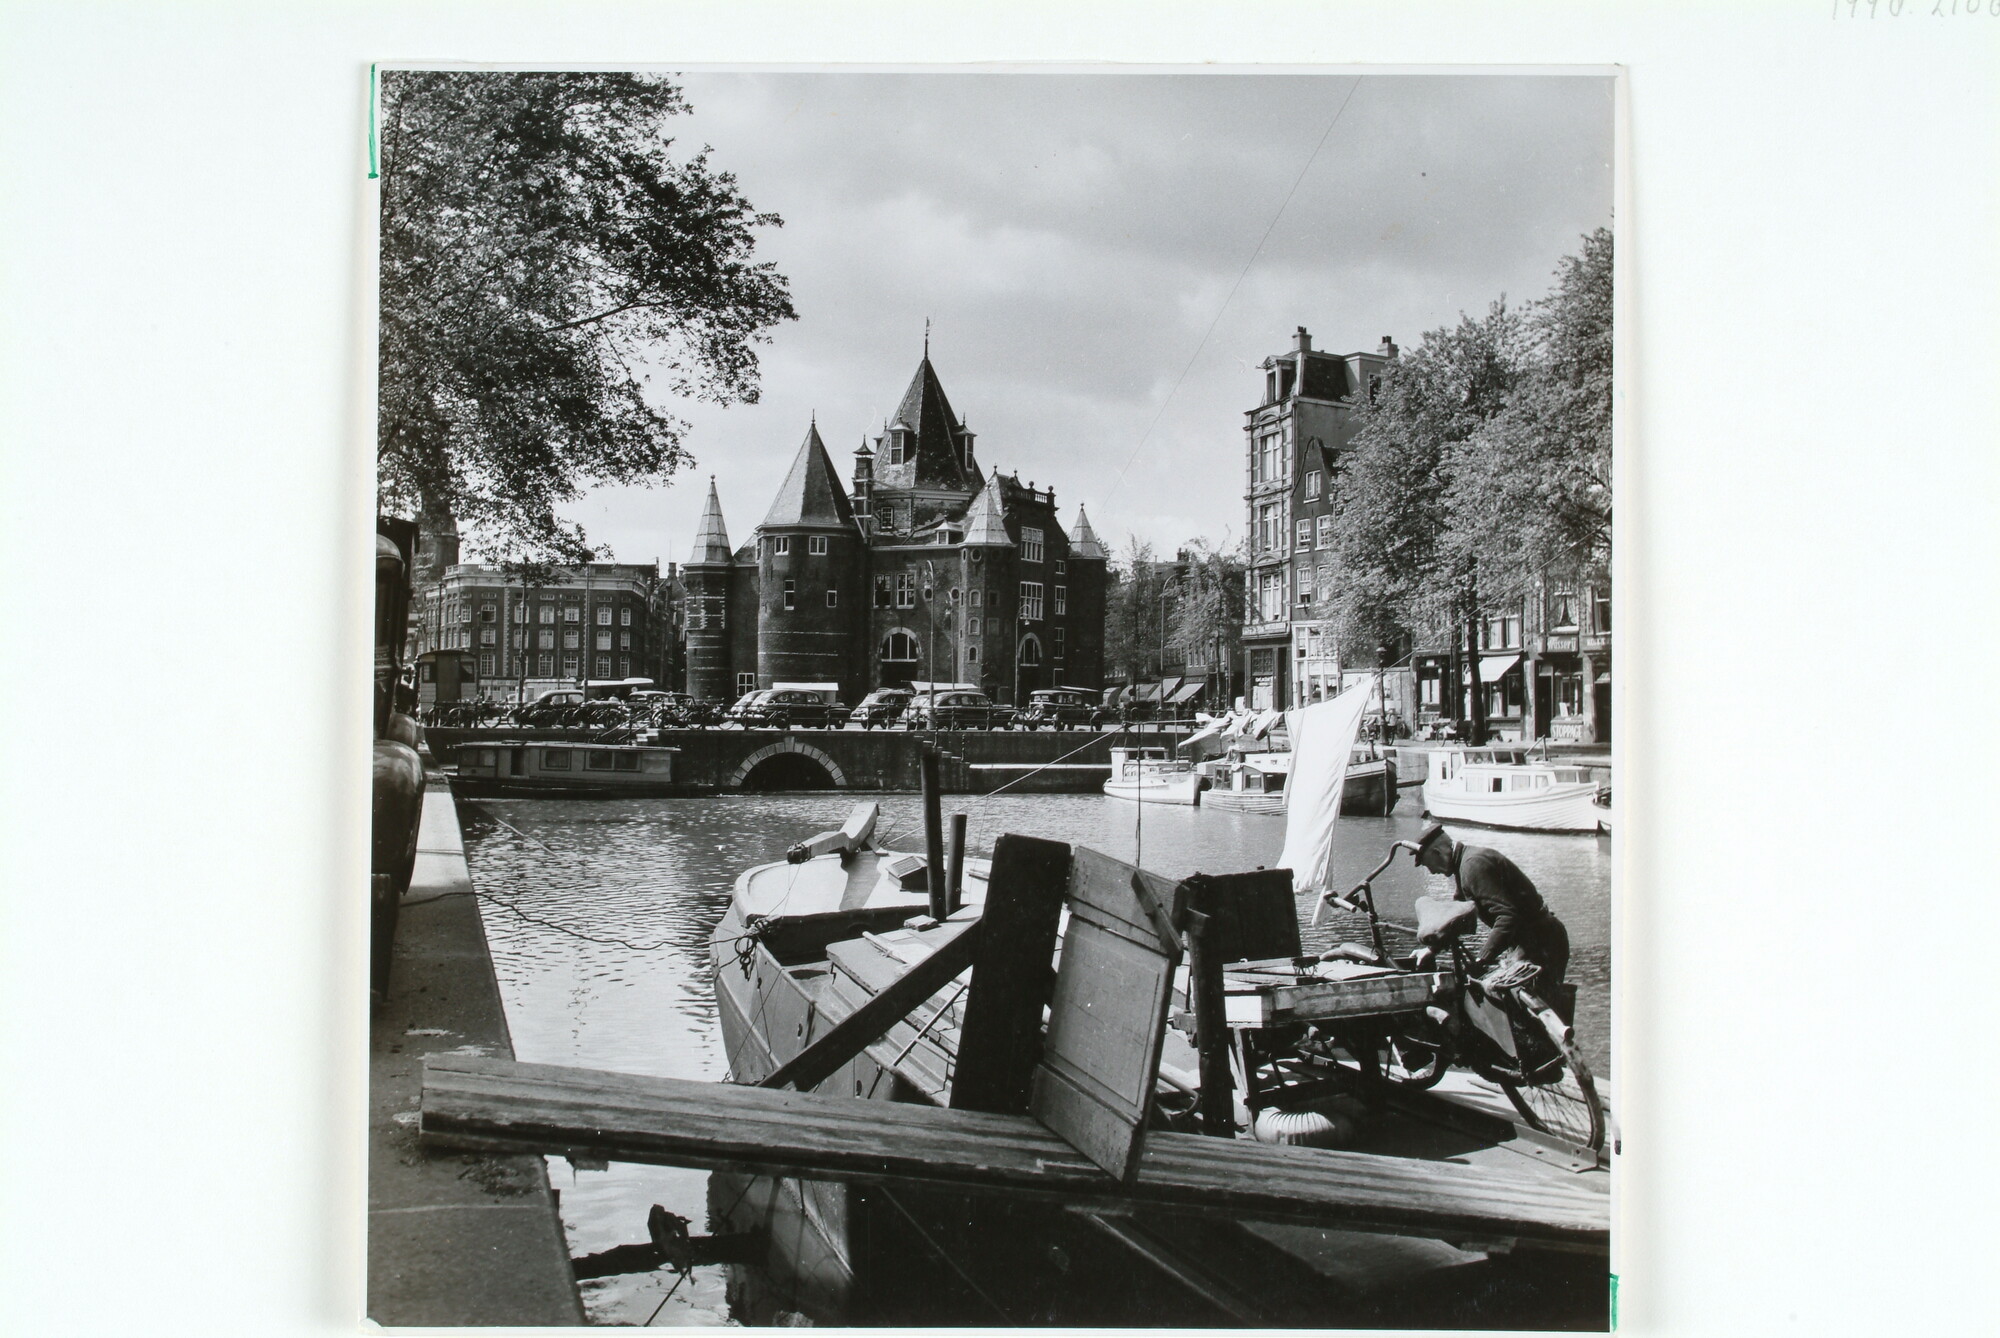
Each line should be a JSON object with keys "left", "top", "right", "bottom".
{"left": 946, "top": 813, "right": 967, "bottom": 914}
{"left": 921, "top": 744, "right": 947, "bottom": 920}
{"left": 1182, "top": 891, "right": 1236, "bottom": 1137}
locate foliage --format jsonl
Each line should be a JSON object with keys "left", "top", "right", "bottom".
{"left": 1102, "top": 537, "right": 1163, "bottom": 683}
{"left": 377, "top": 71, "right": 796, "bottom": 562}
{"left": 1166, "top": 537, "right": 1242, "bottom": 668}
{"left": 1332, "top": 301, "right": 1524, "bottom": 645}
{"left": 1331, "top": 227, "right": 1612, "bottom": 649}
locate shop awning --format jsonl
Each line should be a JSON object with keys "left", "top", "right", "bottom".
{"left": 1477, "top": 654, "right": 1522, "bottom": 683}
{"left": 1131, "top": 683, "right": 1161, "bottom": 703}
{"left": 1168, "top": 681, "right": 1205, "bottom": 704}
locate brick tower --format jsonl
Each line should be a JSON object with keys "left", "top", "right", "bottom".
{"left": 682, "top": 477, "right": 736, "bottom": 701}
{"left": 755, "top": 421, "right": 863, "bottom": 699}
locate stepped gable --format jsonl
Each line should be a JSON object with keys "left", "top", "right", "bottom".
{"left": 888, "top": 356, "right": 975, "bottom": 491}
{"left": 960, "top": 468, "right": 1013, "bottom": 546}
{"left": 687, "top": 476, "right": 734, "bottom": 565}
{"left": 1069, "top": 504, "right": 1108, "bottom": 559}
{"left": 761, "top": 421, "right": 857, "bottom": 530}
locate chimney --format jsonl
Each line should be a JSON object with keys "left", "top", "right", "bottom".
{"left": 1377, "top": 335, "right": 1399, "bottom": 358}
{"left": 1294, "top": 326, "right": 1312, "bottom": 354}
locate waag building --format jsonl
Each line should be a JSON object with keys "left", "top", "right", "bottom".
{"left": 682, "top": 352, "right": 1110, "bottom": 707}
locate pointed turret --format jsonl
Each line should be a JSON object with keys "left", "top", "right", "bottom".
{"left": 1070, "top": 504, "right": 1108, "bottom": 560}
{"left": 961, "top": 468, "right": 1012, "bottom": 546}
{"left": 687, "top": 476, "right": 734, "bottom": 566}
{"left": 762, "top": 422, "right": 856, "bottom": 530}
{"left": 876, "top": 354, "right": 977, "bottom": 493}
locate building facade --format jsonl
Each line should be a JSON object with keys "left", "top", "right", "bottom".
{"left": 1412, "top": 579, "right": 1612, "bottom": 743}
{"left": 1239, "top": 326, "right": 1400, "bottom": 710}
{"left": 684, "top": 353, "right": 1109, "bottom": 706}
{"left": 411, "top": 560, "right": 678, "bottom": 704}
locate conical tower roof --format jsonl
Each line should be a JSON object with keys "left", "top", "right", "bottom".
{"left": 886, "top": 356, "right": 974, "bottom": 491}
{"left": 762, "top": 421, "right": 856, "bottom": 529}
{"left": 1070, "top": 504, "right": 1108, "bottom": 559}
{"left": 687, "top": 476, "right": 733, "bottom": 565}
{"left": 961, "top": 469, "right": 1012, "bottom": 546}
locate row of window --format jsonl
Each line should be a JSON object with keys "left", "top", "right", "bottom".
{"left": 499, "top": 629, "right": 635, "bottom": 650}
{"left": 771, "top": 528, "right": 1062, "bottom": 566}
{"left": 1295, "top": 514, "right": 1335, "bottom": 552}
{"left": 482, "top": 652, "right": 634, "bottom": 678}
{"left": 880, "top": 628, "right": 1065, "bottom": 664}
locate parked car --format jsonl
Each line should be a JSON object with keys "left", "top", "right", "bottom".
{"left": 851, "top": 687, "right": 914, "bottom": 730}
{"left": 1015, "top": 688, "right": 1101, "bottom": 731}
{"left": 512, "top": 689, "right": 585, "bottom": 727}
{"left": 907, "top": 689, "right": 1013, "bottom": 731}
{"left": 724, "top": 687, "right": 851, "bottom": 730}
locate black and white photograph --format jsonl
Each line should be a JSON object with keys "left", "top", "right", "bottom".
{"left": 12, "top": 7, "right": 2000, "bottom": 1338}
{"left": 368, "top": 67, "right": 1617, "bottom": 1329}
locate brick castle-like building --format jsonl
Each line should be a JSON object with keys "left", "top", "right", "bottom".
{"left": 685, "top": 351, "right": 1108, "bottom": 706}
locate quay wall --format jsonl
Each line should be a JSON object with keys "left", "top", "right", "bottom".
{"left": 426, "top": 725, "right": 1194, "bottom": 794}
{"left": 368, "top": 780, "right": 583, "bottom": 1326}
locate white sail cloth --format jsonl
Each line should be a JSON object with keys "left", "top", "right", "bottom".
{"left": 1276, "top": 678, "right": 1375, "bottom": 895}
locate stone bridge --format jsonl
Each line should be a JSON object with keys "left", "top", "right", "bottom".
{"left": 426, "top": 726, "right": 1193, "bottom": 793}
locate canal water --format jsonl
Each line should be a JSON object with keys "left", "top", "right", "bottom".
{"left": 460, "top": 791, "right": 1613, "bottom": 1326}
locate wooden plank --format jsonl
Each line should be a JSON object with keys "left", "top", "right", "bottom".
{"left": 421, "top": 1056, "right": 1608, "bottom": 1249}
{"left": 1029, "top": 847, "right": 1182, "bottom": 1182}
{"left": 950, "top": 833, "right": 1071, "bottom": 1115}
{"left": 760, "top": 919, "right": 979, "bottom": 1092}
{"left": 1182, "top": 908, "right": 1236, "bottom": 1136}
{"left": 1184, "top": 869, "right": 1301, "bottom": 964}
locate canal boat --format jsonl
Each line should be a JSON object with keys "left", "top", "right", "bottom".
{"left": 1197, "top": 745, "right": 1400, "bottom": 817}
{"left": 1101, "top": 745, "right": 1202, "bottom": 805}
{"left": 1420, "top": 745, "right": 1604, "bottom": 833}
{"left": 695, "top": 801, "right": 1609, "bottom": 1327}
{"left": 446, "top": 739, "right": 701, "bottom": 798}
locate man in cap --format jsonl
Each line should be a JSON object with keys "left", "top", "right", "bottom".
{"left": 1409, "top": 823, "right": 1570, "bottom": 988}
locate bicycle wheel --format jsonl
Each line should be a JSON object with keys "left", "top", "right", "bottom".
{"left": 1499, "top": 996, "right": 1605, "bottom": 1152}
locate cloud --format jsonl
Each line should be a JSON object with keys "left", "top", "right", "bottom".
{"left": 553, "top": 71, "right": 1613, "bottom": 570}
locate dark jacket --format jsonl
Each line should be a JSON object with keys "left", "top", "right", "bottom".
{"left": 1450, "top": 842, "right": 1569, "bottom": 985}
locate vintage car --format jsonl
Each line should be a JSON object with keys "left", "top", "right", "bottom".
{"left": 723, "top": 685, "right": 851, "bottom": 730}
{"left": 1014, "top": 687, "right": 1103, "bottom": 730}
{"left": 907, "top": 688, "right": 1013, "bottom": 731}
{"left": 850, "top": 687, "right": 914, "bottom": 730}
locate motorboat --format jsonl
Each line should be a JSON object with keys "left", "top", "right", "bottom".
{"left": 1420, "top": 746, "right": 1604, "bottom": 833}
{"left": 1191, "top": 739, "right": 1397, "bottom": 818}
{"left": 1101, "top": 745, "right": 1202, "bottom": 805}
{"left": 446, "top": 738, "right": 701, "bottom": 797}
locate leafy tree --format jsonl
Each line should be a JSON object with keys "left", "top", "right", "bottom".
{"left": 1166, "top": 537, "right": 1243, "bottom": 686}
{"left": 1103, "top": 537, "right": 1163, "bottom": 683}
{"left": 1446, "top": 227, "right": 1613, "bottom": 592}
{"left": 377, "top": 71, "right": 796, "bottom": 562}
{"left": 1332, "top": 301, "right": 1523, "bottom": 650}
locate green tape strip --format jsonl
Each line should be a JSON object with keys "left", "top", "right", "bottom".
{"left": 367, "top": 64, "right": 379, "bottom": 180}
{"left": 1609, "top": 1272, "right": 1619, "bottom": 1330}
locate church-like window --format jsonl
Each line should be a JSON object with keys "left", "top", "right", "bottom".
{"left": 1020, "top": 527, "right": 1045, "bottom": 563}
{"left": 895, "top": 574, "right": 916, "bottom": 609}
{"left": 883, "top": 630, "right": 919, "bottom": 664}
{"left": 1019, "top": 582, "right": 1044, "bottom": 621}
{"left": 1018, "top": 635, "right": 1043, "bottom": 667}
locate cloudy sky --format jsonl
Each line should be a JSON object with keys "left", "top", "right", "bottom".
{"left": 561, "top": 70, "right": 1614, "bottom": 569}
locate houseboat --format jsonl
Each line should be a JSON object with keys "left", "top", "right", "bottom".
{"left": 1420, "top": 745, "right": 1604, "bottom": 833}
{"left": 1101, "top": 745, "right": 1203, "bottom": 806}
{"left": 447, "top": 739, "right": 700, "bottom": 798}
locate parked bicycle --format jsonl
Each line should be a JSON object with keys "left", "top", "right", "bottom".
{"left": 1301, "top": 839, "right": 1606, "bottom": 1153}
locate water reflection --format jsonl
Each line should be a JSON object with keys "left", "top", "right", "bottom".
{"left": 461, "top": 791, "right": 1612, "bottom": 1326}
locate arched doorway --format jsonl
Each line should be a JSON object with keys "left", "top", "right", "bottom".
{"left": 1015, "top": 633, "right": 1044, "bottom": 703}
{"left": 881, "top": 628, "right": 920, "bottom": 687}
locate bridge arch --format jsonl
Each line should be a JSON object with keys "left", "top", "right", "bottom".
{"left": 727, "top": 738, "right": 850, "bottom": 790}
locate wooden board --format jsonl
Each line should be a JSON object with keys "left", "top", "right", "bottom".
{"left": 950, "top": 834, "right": 1071, "bottom": 1115}
{"left": 421, "top": 1055, "right": 1608, "bottom": 1249}
{"left": 1029, "top": 846, "right": 1183, "bottom": 1182}
{"left": 1184, "top": 869, "right": 1301, "bottom": 964}
{"left": 1223, "top": 970, "right": 1450, "bottom": 1026}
